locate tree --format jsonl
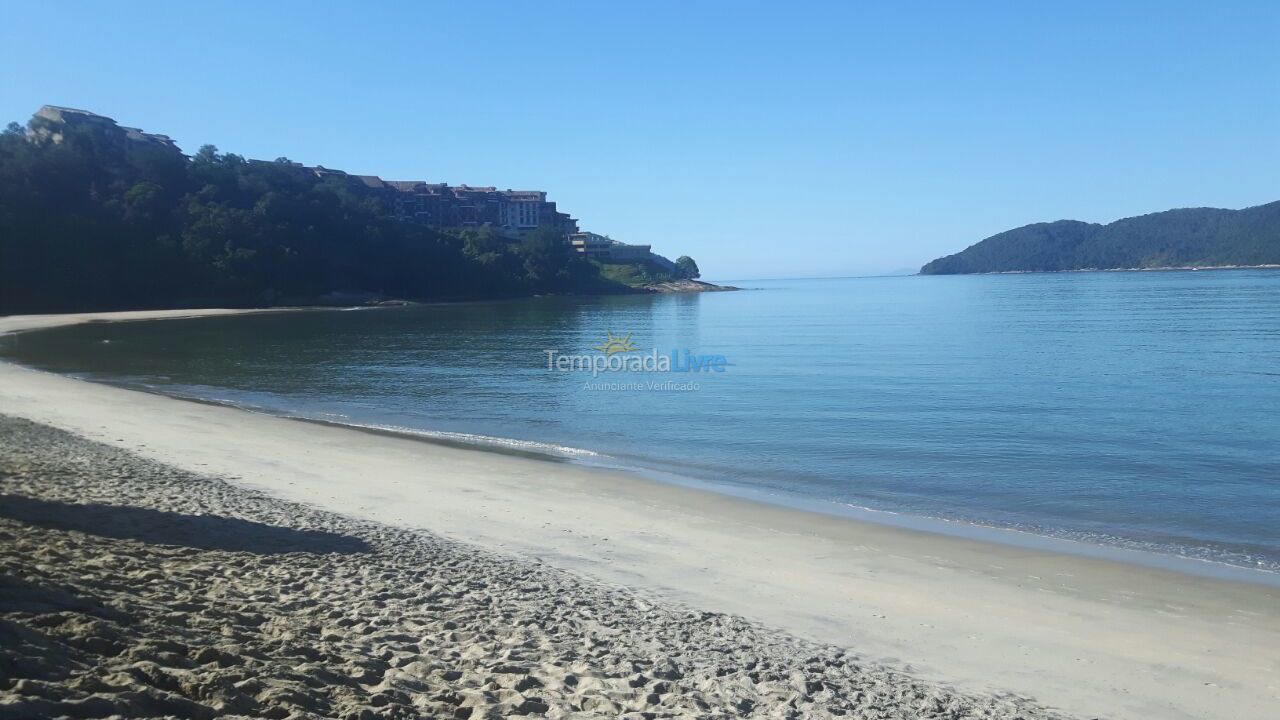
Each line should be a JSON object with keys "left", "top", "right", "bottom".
{"left": 518, "top": 226, "right": 585, "bottom": 293}
{"left": 675, "top": 255, "right": 700, "bottom": 279}
{"left": 0, "top": 110, "right": 631, "bottom": 313}
{"left": 459, "top": 226, "right": 507, "bottom": 263}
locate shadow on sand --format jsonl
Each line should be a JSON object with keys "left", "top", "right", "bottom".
{"left": 0, "top": 494, "right": 369, "bottom": 555}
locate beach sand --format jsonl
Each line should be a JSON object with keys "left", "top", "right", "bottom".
{"left": 0, "top": 414, "right": 1066, "bottom": 719}
{"left": 2, "top": 309, "right": 1278, "bottom": 719}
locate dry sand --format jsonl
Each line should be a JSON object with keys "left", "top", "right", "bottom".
{"left": 2, "top": 309, "right": 1279, "bottom": 720}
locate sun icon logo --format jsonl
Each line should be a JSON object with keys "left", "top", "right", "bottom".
{"left": 594, "top": 331, "right": 638, "bottom": 355}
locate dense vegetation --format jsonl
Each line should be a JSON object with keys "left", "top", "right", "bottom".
{"left": 921, "top": 202, "right": 1280, "bottom": 274}
{"left": 592, "top": 254, "right": 702, "bottom": 288}
{"left": 675, "top": 255, "right": 700, "bottom": 279}
{"left": 0, "top": 118, "right": 623, "bottom": 314}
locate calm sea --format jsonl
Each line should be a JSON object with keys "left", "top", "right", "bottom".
{"left": 4, "top": 271, "right": 1279, "bottom": 576}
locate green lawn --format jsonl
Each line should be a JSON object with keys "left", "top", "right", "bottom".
{"left": 592, "top": 260, "right": 675, "bottom": 287}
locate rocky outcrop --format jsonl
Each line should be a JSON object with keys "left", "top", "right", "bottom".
{"left": 642, "top": 279, "right": 739, "bottom": 293}
{"left": 27, "top": 105, "right": 182, "bottom": 154}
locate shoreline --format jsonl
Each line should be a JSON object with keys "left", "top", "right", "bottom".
{"left": 198, "top": 411, "right": 1280, "bottom": 586}
{"left": 6, "top": 310, "right": 1277, "bottom": 585}
{"left": 620, "top": 463, "right": 1280, "bottom": 586}
{"left": 920, "top": 263, "right": 1280, "bottom": 276}
{"left": 3, "top": 309, "right": 1280, "bottom": 719}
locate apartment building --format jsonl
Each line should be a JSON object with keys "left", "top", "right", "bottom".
{"left": 311, "top": 168, "right": 576, "bottom": 240}
{"left": 569, "top": 232, "right": 660, "bottom": 264}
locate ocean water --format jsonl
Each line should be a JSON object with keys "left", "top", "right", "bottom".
{"left": 4, "top": 271, "right": 1279, "bottom": 576}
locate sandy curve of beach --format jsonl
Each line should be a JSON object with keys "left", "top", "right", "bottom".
{"left": 0, "top": 414, "right": 1067, "bottom": 720}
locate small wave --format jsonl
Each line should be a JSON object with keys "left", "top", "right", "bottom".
{"left": 831, "top": 501, "right": 1280, "bottom": 579}
{"left": 108, "top": 380, "right": 607, "bottom": 463}
{"left": 320, "top": 420, "right": 603, "bottom": 460}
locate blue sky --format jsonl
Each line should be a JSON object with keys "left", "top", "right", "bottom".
{"left": 3, "top": 2, "right": 1277, "bottom": 279}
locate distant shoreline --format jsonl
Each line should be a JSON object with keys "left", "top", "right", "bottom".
{"left": 923, "top": 263, "right": 1280, "bottom": 276}
{"left": 0, "top": 279, "right": 739, "bottom": 319}
{"left": 918, "top": 200, "right": 1280, "bottom": 276}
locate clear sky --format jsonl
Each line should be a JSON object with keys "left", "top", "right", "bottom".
{"left": 2, "top": 1, "right": 1277, "bottom": 279}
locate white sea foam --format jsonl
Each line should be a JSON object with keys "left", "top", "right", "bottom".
{"left": 326, "top": 420, "right": 603, "bottom": 459}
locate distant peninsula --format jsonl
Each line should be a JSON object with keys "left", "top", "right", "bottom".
{"left": 920, "top": 200, "right": 1280, "bottom": 275}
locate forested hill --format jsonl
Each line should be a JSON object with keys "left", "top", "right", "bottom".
{"left": 0, "top": 111, "right": 624, "bottom": 314}
{"left": 920, "top": 201, "right": 1280, "bottom": 275}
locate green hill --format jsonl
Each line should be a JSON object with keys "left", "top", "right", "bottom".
{"left": 920, "top": 201, "right": 1280, "bottom": 274}
{"left": 0, "top": 108, "right": 626, "bottom": 314}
